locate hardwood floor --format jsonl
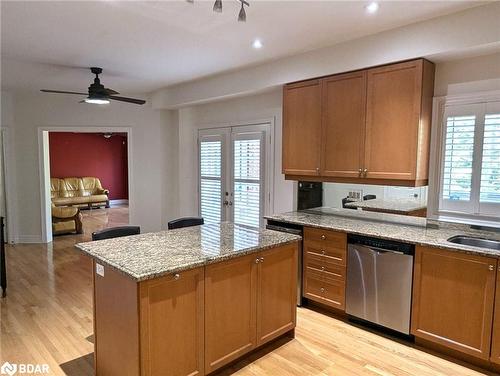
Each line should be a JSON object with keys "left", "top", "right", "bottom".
{"left": 0, "top": 207, "right": 494, "bottom": 375}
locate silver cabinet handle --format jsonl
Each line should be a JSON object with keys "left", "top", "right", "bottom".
{"left": 489, "top": 265, "right": 494, "bottom": 271}
{"left": 174, "top": 273, "right": 180, "bottom": 280}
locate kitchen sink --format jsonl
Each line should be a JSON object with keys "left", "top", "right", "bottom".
{"left": 447, "top": 235, "right": 500, "bottom": 250}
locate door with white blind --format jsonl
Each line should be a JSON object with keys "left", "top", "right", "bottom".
{"left": 199, "top": 124, "right": 271, "bottom": 228}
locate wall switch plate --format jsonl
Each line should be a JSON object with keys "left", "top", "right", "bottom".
{"left": 96, "top": 263, "right": 105, "bottom": 277}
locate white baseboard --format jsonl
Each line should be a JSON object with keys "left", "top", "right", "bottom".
{"left": 12, "top": 235, "right": 44, "bottom": 244}
{"left": 110, "top": 199, "right": 129, "bottom": 206}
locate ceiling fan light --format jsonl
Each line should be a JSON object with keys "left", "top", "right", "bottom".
{"left": 238, "top": 2, "right": 246, "bottom": 22}
{"left": 84, "top": 97, "right": 110, "bottom": 105}
{"left": 213, "top": 0, "right": 222, "bottom": 13}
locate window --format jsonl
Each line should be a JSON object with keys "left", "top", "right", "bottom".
{"left": 438, "top": 100, "right": 500, "bottom": 218}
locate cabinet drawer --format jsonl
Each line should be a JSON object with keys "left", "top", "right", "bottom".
{"left": 304, "top": 253, "right": 345, "bottom": 280}
{"left": 322, "top": 279, "right": 345, "bottom": 310}
{"left": 304, "top": 227, "right": 347, "bottom": 249}
{"left": 304, "top": 243, "right": 346, "bottom": 265}
{"left": 303, "top": 268, "right": 345, "bottom": 310}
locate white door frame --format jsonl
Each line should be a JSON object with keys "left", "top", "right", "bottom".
{"left": 196, "top": 118, "right": 275, "bottom": 226}
{"left": 1, "top": 127, "right": 16, "bottom": 243}
{"left": 38, "top": 126, "right": 133, "bottom": 243}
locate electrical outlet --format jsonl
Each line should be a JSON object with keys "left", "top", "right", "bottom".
{"left": 348, "top": 189, "right": 363, "bottom": 201}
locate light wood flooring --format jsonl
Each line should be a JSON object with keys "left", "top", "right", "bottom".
{"left": 0, "top": 206, "right": 495, "bottom": 375}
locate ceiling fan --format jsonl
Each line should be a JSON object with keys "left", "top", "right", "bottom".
{"left": 41, "top": 67, "right": 146, "bottom": 105}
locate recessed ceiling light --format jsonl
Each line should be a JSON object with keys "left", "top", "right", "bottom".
{"left": 252, "top": 39, "right": 263, "bottom": 49}
{"left": 365, "top": 2, "right": 379, "bottom": 14}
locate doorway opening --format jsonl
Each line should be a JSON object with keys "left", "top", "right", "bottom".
{"left": 39, "top": 127, "right": 132, "bottom": 243}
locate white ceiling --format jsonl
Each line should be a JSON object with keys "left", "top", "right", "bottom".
{"left": 1, "top": 1, "right": 485, "bottom": 95}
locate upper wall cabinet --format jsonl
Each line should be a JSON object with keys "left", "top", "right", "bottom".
{"left": 282, "top": 59, "right": 435, "bottom": 187}
{"left": 321, "top": 71, "right": 367, "bottom": 178}
{"left": 282, "top": 79, "right": 322, "bottom": 176}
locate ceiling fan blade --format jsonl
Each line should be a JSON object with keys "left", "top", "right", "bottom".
{"left": 109, "top": 96, "right": 146, "bottom": 105}
{"left": 104, "top": 88, "right": 120, "bottom": 95}
{"left": 41, "top": 89, "right": 88, "bottom": 95}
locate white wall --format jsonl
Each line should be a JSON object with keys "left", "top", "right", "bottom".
{"left": 174, "top": 89, "right": 294, "bottom": 218}
{"left": 5, "top": 91, "right": 176, "bottom": 243}
{"left": 434, "top": 52, "right": 500, "bottom": 96}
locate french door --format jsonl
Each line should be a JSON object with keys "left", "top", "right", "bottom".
{"left": 198, "top": 124, "right": 270, "bottom": 228}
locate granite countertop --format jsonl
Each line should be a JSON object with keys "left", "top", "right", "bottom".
{"left": 265, "top": 207, "right": 500, "bottom": 258}
{"left": 344, "top": 198, "right": 427, "bottom": 213}
{"left": 75, "top": 222, "right": 300, "bottom": 282}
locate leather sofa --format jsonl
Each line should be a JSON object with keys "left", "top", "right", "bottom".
{"left": 52, "top": 203, "right": 83, "bottom": 235}
{"left": 51, "top": 177, "right": 109, "bottom": 208}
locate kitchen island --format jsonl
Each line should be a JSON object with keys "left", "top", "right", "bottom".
{"left": 76, "top": 222, "right": 300, "bottom": 376}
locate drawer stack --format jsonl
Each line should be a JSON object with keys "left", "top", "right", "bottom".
{"left": 303, "top": 227, "right": 347, "bottom": 310}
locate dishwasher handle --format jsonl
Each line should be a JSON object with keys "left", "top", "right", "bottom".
{"left": 349, "top": 243, "right": 410, "bottom": 256}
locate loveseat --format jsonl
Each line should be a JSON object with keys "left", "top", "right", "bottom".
{"left": 51, "top": 177, "right": 109, "bottom": 208}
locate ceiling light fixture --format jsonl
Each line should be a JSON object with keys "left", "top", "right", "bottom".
{"left": 238, "top": 1, "right": 246, "bottom": 22}
{"left": 84, "top": 97, "right": 110, "bottom": 105}
{"left": 207, "top": 0, "right": 249, "bottom": 21}
{"left": 365, "top": 2, "right": 379, "bottom": 14}
{"left": 213, "top": 0, "right": 222, "bottom": 12}
{"left": 252, "top": 39, "right": 262, "bottom": 49}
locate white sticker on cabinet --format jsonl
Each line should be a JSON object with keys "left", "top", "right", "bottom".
{"left": 96, "top": 263, "right": 105, "bottom": 277}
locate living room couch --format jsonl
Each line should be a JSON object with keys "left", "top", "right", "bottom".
{"left": 51, "top": 177, "right": 109, "bottom": 208}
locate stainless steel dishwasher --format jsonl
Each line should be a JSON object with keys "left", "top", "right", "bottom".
{"left": 346, "top": 235, "right": 414, "bottom": 335}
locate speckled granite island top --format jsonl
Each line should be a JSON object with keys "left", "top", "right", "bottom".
{"left": 266, "top": 208, "right": 500, "bottom": 258}
{"left": 75, "top": 222, "right": 300, "bottom": 281}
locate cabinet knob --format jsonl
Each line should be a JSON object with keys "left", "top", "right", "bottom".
{"left": 255, "top": 258, "right": 260, "bottom": 264}
{"left": 174, "top": 273, "right": 180, "bottom": 280}
{"left": 316, "top": 167, "right": 320, "bottom": 173}
{"left": 489, "top": 265, "right": 494, "bottom": 271}
{"left": 321, "top": 266, "right": 325, "bottom": 271}
{"left": 363, "top": 168, "right": 368, "bottom": 178}
{"left": 320, "top": 288, "right": 325, "bottom": 293}
{"left": 260, "top": 257, "right": 264, "bottom": 263}
{"left": 358, "top": 168, "right": 362, "bottom": 177}
{"left": 321, "top": 235, "right": 326, "bottom": 240}
{"left": 321, "top": 250, "right": 325, "bottom": 255}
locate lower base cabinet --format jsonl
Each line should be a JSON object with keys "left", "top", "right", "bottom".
{"left": 140, "top": 268, "right": 205, "bottom": 376}
{"left": 205, "top": 244, "right": 298, "bottom": 373}
{"left": 490, "top": 270, "right": 500, "bottom": 365}
{"left": 93, "top": 243, "right": 298, "bottom": 376}
{"left": 411, "top": 246, "right": 497, "bottom": 361}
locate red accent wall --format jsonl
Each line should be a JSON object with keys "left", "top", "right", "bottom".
{"left": 49, "top": 132, "right": 128, "bottom": 200}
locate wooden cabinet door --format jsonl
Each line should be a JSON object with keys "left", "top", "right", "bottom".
{"left": 256, "top": 243, "right": 298, "bottom": 346}
{"left": 490, "top": 267, "right": 500, "bottom": 365}
{"left": 205, "top": 254, "right": 257, "bottom": 373}
{"left": 140, "top": 267, "right": 204, "bottom": 376}
{"left": 282, "top": 79, "right": 322, "bottom": 176}
{"left": 411, "top": 246, "right": 496, "bottom": 360}
{"left": 364, "top": 60, "right": 423, "bottom": 180}
{"left": 321, "top": 71, "right": 367, "bottom": 178}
